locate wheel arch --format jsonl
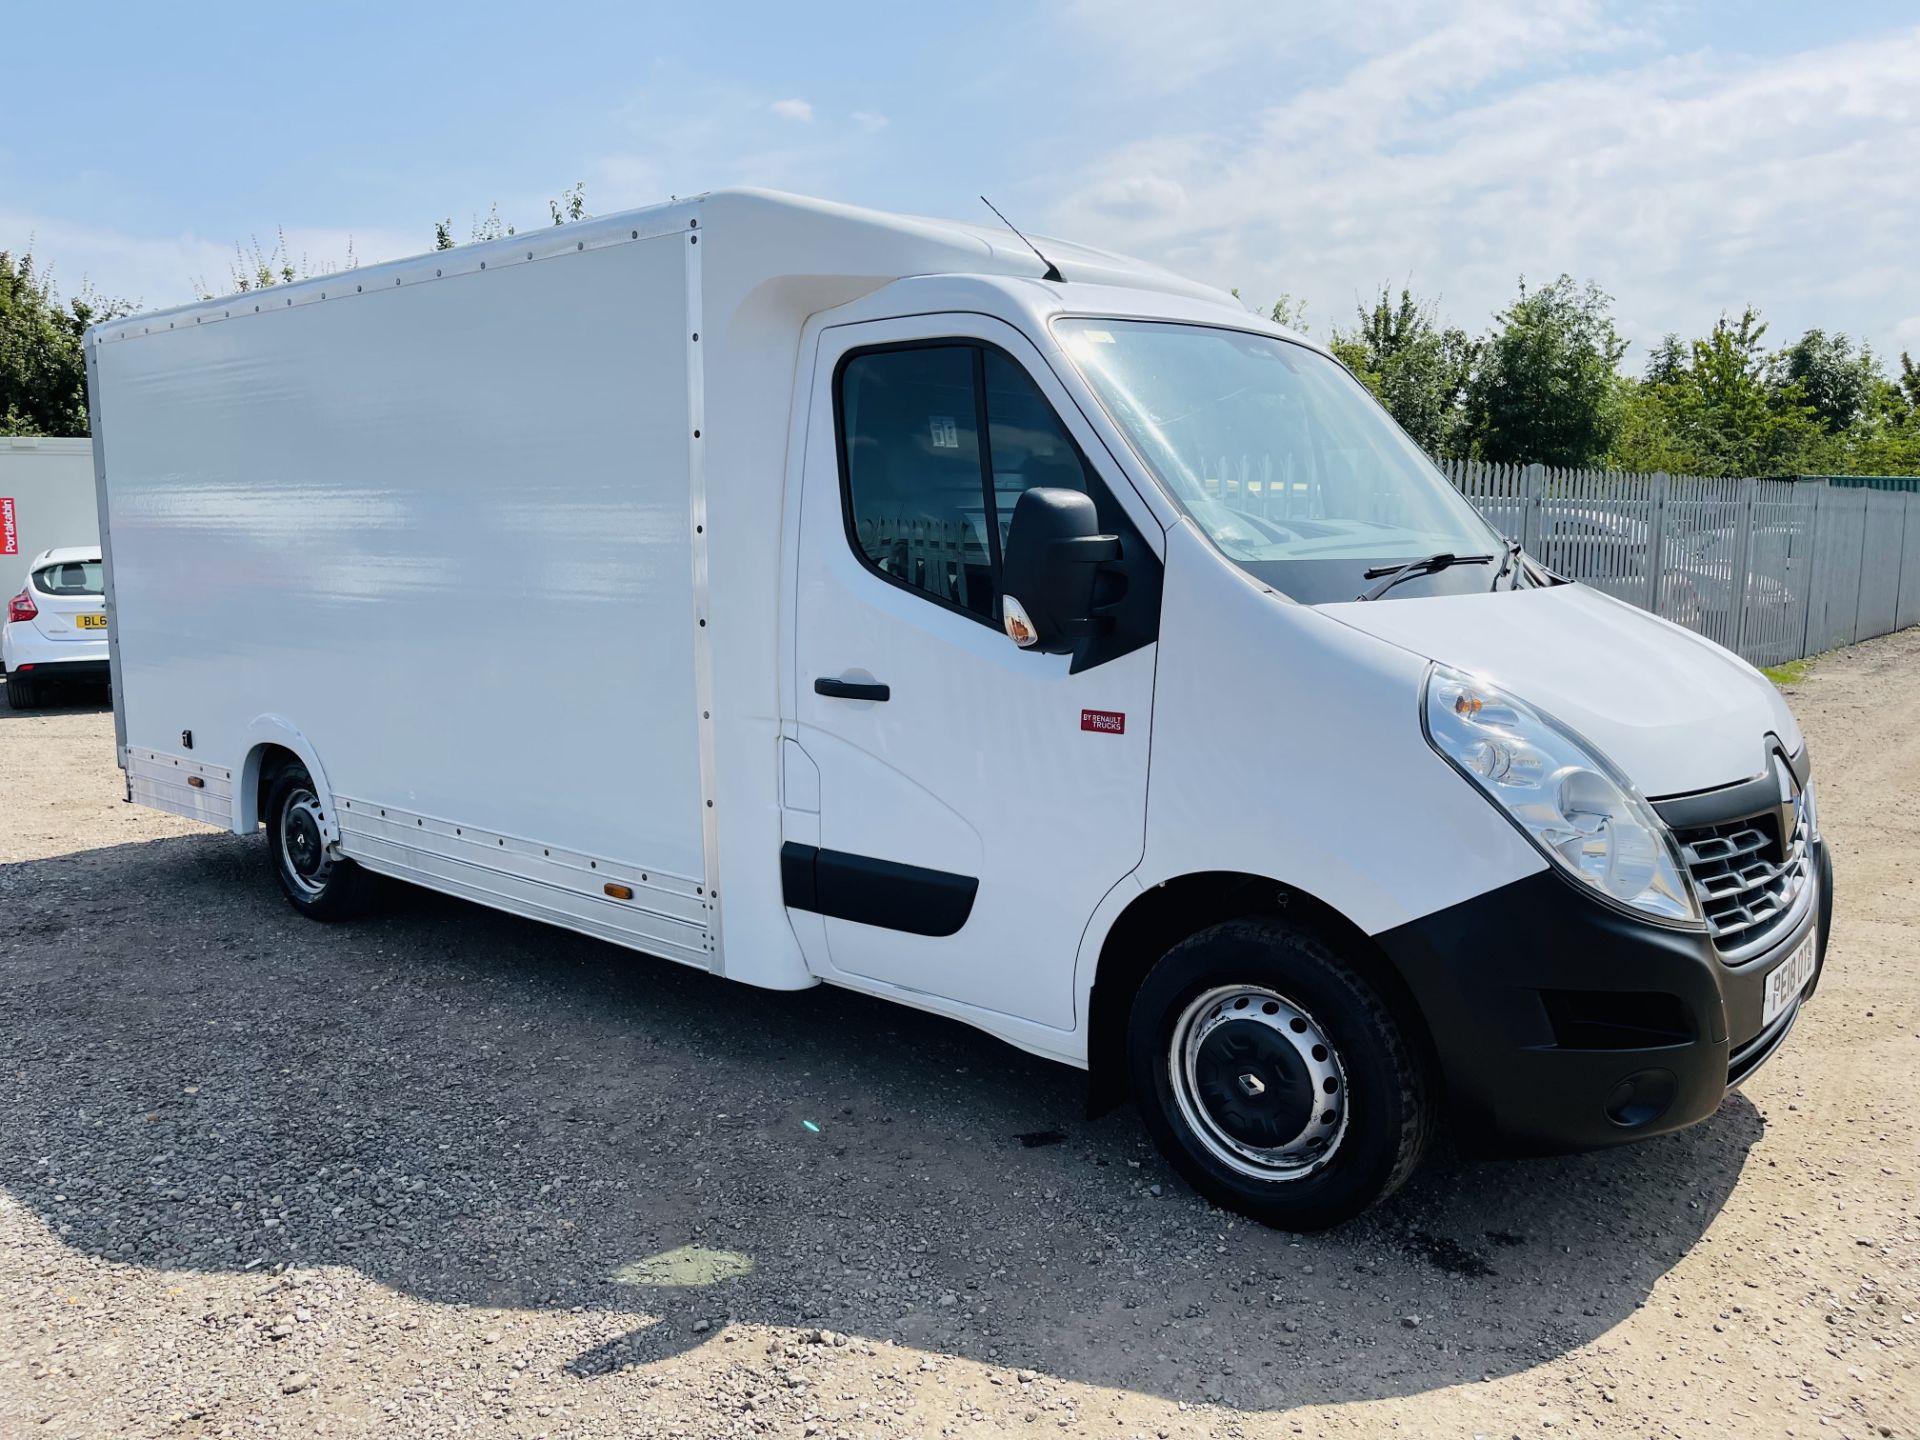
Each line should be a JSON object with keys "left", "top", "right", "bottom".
{"left": 1082, "top": 870, "right": 1438, "bottom": 1116}
{"left": 235, "top": 717, "right": 339, "bottom": 843}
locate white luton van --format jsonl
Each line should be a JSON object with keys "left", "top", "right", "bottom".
{"left": 87, "top": 189, "right": 1831, "bottom": 1228}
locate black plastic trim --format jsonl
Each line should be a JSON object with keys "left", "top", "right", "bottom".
{"left": 9, "top": 658, "right": 110, "bottom": 681}
{"left": 780, "top": 841, "right": 978, "bottom": 937}
{"left": 780, "top": 841, "right": 818, "bottom": 914}
{"left": 1374, "top": 845, "right": 1826, "bottom": 1156}
{"left": 1650, "top": 737, "right": 1809, "bottom": 830}
{"left": 1727, "top": 996, "right": 1801, "bottom": 1087}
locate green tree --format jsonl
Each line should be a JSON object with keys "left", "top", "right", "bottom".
{"left": 430, "top": 188, "right": 584, "bottom": 253}
{"left": 1794, "top": 351, "right": 1920, "bottom": 475}
{"left": 1267, "top": 294, "right": 1307, "bottom": 332}
{"left": 1612, "top": 308, "right": 1823, "bottom": 475}
{"left": 1328, "top": 285, "right": 1475, "bottom": 455}
{"left": 1643, "top": 332, "right": 1687, "bottom": 386}
{"left": 1462, "top": 276, "right": 1626, "bottom": 466}
{"left": 192, "top": 228, "right": 358, "bottom": 300}
{"left": 549, "top": 182, "right": 588, "bottom": 226}
{"left": 1229, "top": 289, "right": 1308, "bottom": 331}
{"left": 0, "top": 249, "right": 130, "bottom": 436}
{"left": 1773, "top": 328, "right": 1879, "bottom": 432}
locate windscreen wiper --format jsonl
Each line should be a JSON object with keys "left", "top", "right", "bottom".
{"left": 1355, "top": 551, "right": 1494, "bottom": 602}
{"left": 1489, "top": 538, "right": 1524, "bottom": 592}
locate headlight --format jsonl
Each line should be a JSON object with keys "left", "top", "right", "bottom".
{"left": 1800, "top": 776, "right": 1820, "bottom": 843}
{"left": 1423, "top": 664, "right": 1700, "bottom": 926}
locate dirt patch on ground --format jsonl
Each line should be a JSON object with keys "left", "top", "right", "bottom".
{"left": 2, "top": 633, "right": 1915, "bottom": 1438}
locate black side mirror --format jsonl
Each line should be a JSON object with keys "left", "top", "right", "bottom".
{"left": 998, "top": 487, "right": 1120, "bottom": 653}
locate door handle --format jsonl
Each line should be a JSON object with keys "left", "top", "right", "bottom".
{"left": 814, "top": 677, "right": 890, "bottom": 702}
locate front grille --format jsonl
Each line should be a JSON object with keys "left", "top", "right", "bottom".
{"left": 1675, "top": 809, "right": 1811, "bottom": 961}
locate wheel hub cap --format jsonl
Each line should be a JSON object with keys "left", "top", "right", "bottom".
{"left": 286, "top": 811, "right": 322, "bottom": 875}
{"left": 1169, "top": 985, "right": 1349, "bottom": 1182}
{"left": 1196, "top": 1020, "right": 1314, "bottom": 1148}
{"left": 279, "top": 790, "right": 334, "bottom": 897}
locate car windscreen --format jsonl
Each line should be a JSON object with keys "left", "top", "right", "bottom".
{"left": 33, "top": 560, "right": 104, "bottom": 597}
{"left": 1054, "top": 319, "right": 1502, "bottom": 604}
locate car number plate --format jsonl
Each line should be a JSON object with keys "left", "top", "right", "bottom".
{"left": 75, "top": 613, "right": 107, "bottom": 629}
{"left": 1762, "top": 930, "right": 1817, "bottom": 1027}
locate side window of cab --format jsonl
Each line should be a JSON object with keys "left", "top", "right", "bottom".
{"left": 836, "top": 342, "right": 1094, "bottom": 626}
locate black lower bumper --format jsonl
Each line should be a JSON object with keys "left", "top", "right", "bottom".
{"left": 1375, "top": 840, "right": 1831, "bottom": 1155}
{"left": 8, "top": 658, "right": 110, "bottom": 683}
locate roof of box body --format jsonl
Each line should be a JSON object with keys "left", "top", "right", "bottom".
{"left": 91, "top": 188, "right": 1238, "bottom": 345}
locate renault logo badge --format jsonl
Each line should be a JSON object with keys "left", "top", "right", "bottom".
{"left": 1771, "top": 752, "right": 1801, "bottom": 839}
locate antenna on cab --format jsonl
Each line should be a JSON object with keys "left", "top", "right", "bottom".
{"left": 979, "top": 196, "right": 1065, "bottom": 283}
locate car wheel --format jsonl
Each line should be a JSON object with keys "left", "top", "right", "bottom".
{"left": 265, "top": 762, "right": 376, "bottom": 921}
{"left": 1127, "top": 917, "right": 1433, "bottom": 1230}
{"left": 5, "top": 670, "right": 38, "bottom": 710}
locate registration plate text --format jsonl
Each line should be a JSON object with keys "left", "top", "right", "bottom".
{"left": 1762, "top": 930, "right": 1817, "bottom": 1027}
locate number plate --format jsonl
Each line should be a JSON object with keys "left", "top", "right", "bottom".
{"left": 75, "top": 613, "right": 107, "bottom": 629}
{"left": 1762, "top": 929, "right": 1817, "bottom": 1028}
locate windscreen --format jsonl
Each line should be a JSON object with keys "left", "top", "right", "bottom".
{"left": 1056, "top": 319, "right": 1501, "bottom": 604}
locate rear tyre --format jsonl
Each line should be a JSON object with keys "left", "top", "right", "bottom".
{"left": 5, "top": 671, "right": 39, "bottom": 710}
{"left": 1126, "top": 917, "right": 1433, "bottom": 1231}
{"left": 265, "top": 763, "right": 375, "bottom": 921}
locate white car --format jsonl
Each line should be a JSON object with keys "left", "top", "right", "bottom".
{"left": 3, "top": 546, "right": 111, "bottom": 708}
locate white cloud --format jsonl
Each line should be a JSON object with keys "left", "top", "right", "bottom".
{"left": 769, "top": 97, "right": 814, "bottom": 123}
{"left": 850, "top": 110, "right": 890, "bottom": 133}
{"left": 1044, "top": 4, "right": 1920, "bottom": 363}
{"left": 1080, "top": 172, "right": 1188, "bottom": 221}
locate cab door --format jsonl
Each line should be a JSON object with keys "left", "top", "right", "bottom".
{"left": 785, "top": 315, "right": 1161, "bottom": 1031}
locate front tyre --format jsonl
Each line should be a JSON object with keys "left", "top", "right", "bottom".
{"left": 1127, "top": 918, "right": 1433, "bottom": 1230}
{"left": 265, "top": 763, "right": 374, "bottom": 921}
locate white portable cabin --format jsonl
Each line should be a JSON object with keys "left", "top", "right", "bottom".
{"left": 1, "top": 436, "right": 100, "bottom": 602}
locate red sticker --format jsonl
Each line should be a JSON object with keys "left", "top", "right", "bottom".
{"left": 1081, "top": 709, "right": 1125, "bottom": 735}
{"left": 0, "top": 497, "right": 16, "bottom": 555}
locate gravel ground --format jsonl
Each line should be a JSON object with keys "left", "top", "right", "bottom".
{"left": 1, "top": 632, "right": 1915, "bottom": 1439}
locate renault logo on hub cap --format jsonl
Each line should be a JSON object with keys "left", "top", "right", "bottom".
{"left": 1236, "top": 1072, "right": 1267, "bottom": 1098}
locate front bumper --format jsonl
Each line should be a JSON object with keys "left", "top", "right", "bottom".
{"left": 1375, "top": 839, "right": 1831, "bottom": 1155}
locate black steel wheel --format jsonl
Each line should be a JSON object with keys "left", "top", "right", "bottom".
{"left": 1127, "top": 917, "right": 1433, "bottom": 1230}
{"left": 265, "top": 762, "right": 375, "bottom": 921}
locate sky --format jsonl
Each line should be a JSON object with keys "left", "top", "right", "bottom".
{"left": 4, "top": 1, "right": 1917, "bottom": 368}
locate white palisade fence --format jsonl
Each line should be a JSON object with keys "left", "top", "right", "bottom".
{"left": 1438, "top": 461, "right": 1920, "bottom": 667}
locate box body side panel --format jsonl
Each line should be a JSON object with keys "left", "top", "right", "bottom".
{"left": 95, "top": 236, "right": 705, "bottom": 878}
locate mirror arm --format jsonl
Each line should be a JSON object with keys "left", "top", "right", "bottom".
{"left": 1049, "top": 534, "right": 1121, "bottom": 639}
